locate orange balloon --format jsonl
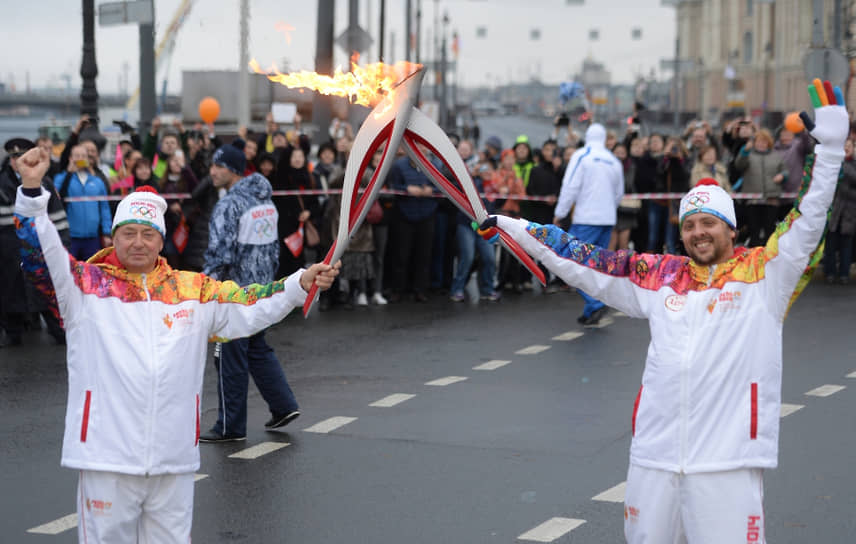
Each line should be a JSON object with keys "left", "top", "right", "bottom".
{"left": 198, "top": 97, "right": 220, "bottom": 124}
{"left": 784, "top": 111, "right": 804, "bottom": 133}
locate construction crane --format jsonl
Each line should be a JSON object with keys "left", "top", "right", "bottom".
{"left": 125, "top": 0, "right": 194, "bottom": 112}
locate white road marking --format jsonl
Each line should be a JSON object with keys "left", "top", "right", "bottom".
{"left": 780, "top": 404, "right": 805, "bottom": 418}
{"left": 473, "top": 359, "right": 512, "bottom": 370}
{"left": 517, "top": 517, "right": 586, "bottom": 542}
{"left": 194, "top": 473, "right": 208, "bottom": 481}
{"left": 515, "top": 344, "right": 551, "bottom": 355}
{"left": 592, "top": 481, "right": 626, "bottom": 503}
{"left": 27, "top": 514, "right": 77, "bottom": 535}
{"left": 804, "top": 384, "right": 846, "bottom": 397}
{"left": 552, "top": 331, "right": 584, "bottom": 341}
{"left": 303, "top": 416, "right": 358, "bottom": 433}
{"left": 425, "top": 376, "right": 468, "bottom": 386}
{"left": 846, "top": 371, "right": 856, "bottom": 379}
{"left": 370, "top": 393, "right": 416, "bottom": 407}
{"left": 613, "top": 311, "right": 628, "bottom": 318}
{"left": 228, "top": 441, "right": 290, "bottom": 459}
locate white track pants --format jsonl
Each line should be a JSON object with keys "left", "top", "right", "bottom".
{"left": 624, "top": 464, "right": 765, "bottom": 544}
{"left": 77, "top": 470, "right": 194, "bottom": 543}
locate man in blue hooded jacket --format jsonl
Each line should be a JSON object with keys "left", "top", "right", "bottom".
{"left": 201, "top": 145, "right": 307, "bottom": 441}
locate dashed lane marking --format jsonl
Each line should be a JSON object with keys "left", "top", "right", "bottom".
{"left": 804, "top": 384, "right": 846, "bottom": 397}
{"left": 780, "top": 404, "right": 805, "bottom": 418}
{"left": 846, "top": 371, "right": 856, "bottom": 378}
{"left": 194, "top": 473, "right": 208, "bottom": 481}
{"left": 515, "top": 345, "right": 551, "bottom": 355}
{"left": 303, "top": 416, "right": 358, "bottom": 433}
{"left": 27, "top": 514, "right": 77, "bottom": 535}
{"left": 592, "top": 481, "right": 626, "bottom": 503}
{"left": 551, "top": 331, "right": 584, "bottom": 341}
{"left": 228, "top": 441, "right": 290, "bottom": 459}
{"left": 370, "top": 393, "right": 416, "bottom": 407}
{"left": 473, "top": 359, "right": 512, "bottom": 370}
{"left": 425, "top": 376, "right": 468, "bottom": 386}
{"left": 613, "top": 311, "right": 628, "bottom": 317}
{"left": 517, "top": 517, "right": 586, "bottom": 542}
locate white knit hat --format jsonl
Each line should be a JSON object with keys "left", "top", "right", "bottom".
{"left": 679, "top": 178, "right": 737, "bottom": 229}
{"left": 111, "top": 187, "right": 167, "bottom": 237}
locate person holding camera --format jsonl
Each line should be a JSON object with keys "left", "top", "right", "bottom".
{"left": 53, "top": 144, "right": 112, "bottom": 261}
{"left": 734, "top": 129, "right": 788, "bottom": 246}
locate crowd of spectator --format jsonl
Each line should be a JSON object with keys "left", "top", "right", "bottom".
{"left": 2, "top": 107, "right": 856, "bottom": 345}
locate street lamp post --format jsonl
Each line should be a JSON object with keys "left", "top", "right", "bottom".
{"left": 80, "top": 0, "right": 106, "bottom": 148}
{"left": 80, "top": 0, "right": 99, "bottom": 124}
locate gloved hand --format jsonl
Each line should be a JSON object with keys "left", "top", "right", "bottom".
{"left": 799, "top": 79, "right": 848, "bottom": 160}
{"left": 474, "top": 217, "right": 500, "bottom": 244}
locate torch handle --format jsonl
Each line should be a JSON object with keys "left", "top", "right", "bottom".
{"left": 498, "top": 229, "right": 547, "bottom": 286}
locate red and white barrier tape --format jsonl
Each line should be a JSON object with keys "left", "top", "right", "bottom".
{"left": 63, "top": 189, "right": 799, "bottom": 203}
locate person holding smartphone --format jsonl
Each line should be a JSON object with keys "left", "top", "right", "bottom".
{"left": 53, "top": 144, "right": 112, "bottom": 260}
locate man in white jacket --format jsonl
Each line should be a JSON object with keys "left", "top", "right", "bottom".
{"left": 482, "top": 81, "right": 848, "bottom": 542}
{"left": 552, "top": 123, "right": 624, "bottom": 326}
{"left": 14, "top": 148, "right": 338, "bottom": 543}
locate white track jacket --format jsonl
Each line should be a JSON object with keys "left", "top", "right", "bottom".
{"left": 15, "top": 187, "right": 307, "bottom": 476}
{"left": 553, "top": 123, "right": 624, "bottom": 225}
{"left": 496, "top": 148, "right": 842, "bottom": 474}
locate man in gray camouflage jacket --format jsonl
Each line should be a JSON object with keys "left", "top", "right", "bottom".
{"left": 201, "top": 145, "right": 309, "bottom": 441}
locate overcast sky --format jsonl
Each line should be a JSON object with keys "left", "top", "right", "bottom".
{"left": 3, "top": 0, "right": 676, "bottom": 93}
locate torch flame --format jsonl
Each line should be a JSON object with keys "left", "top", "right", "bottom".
{"left": 250, "top": 54, "right": 422, "bottom": 108}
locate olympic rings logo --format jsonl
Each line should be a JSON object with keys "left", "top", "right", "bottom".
{"left": 686, "top": 193, "right": 710, "bottom": 208}
{"left": 253, "top": 218, "right": 274, "bottom": 238}
{"left": 129, "top": 205, "right": 156, "bottom": 219}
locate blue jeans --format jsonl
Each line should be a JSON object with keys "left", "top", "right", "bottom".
{"left": 430, "top": 210, "right": 449, "bottom": 289}
{"left": 450, "top": 223, "right": 497, "bottom": 296}
{"left": 823, "top": 230, "right": 854, "bottom": 279}
{"left": 646, "top": 202, "right": 678, "bottom": 254}
{"left": 212, "top": 330, "right": 299, "bottom": 436}
{"left": 568, "top": 224, "right": 613, "bottom": 317}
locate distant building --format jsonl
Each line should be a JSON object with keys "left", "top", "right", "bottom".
{"left": 673, "top": 0, "right": 853, "bottom": 121}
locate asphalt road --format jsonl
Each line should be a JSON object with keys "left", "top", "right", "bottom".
{"left": 2, "top": 280, "right": 855, "bottom": 543}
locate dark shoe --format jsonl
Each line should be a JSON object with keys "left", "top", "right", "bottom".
{"left": 414, "top": 292, "right": 429, "bottom": 303}
{"left": 199, "top": 429, "right": 246, "bottom": 443}
{"left": 387, "top": 292, "right": 402, "bottom": 303}
{"left": 480, "top": 291, "right": 501, "bottom": 302}
{"left": 265, "top": 410, "right": 300, "bottom": 429}
{"left": 576, "top": 314, "right": 587, "bottom": 325}
{"left": 582, "top": 307, "right": 609, "bottom": 327}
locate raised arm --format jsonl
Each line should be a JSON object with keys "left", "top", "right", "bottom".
{"left": 14, "top": 147, "right": 83, "bottom": 323}
{"left": 764, "top": 80, "right": 848, "bottom": 319}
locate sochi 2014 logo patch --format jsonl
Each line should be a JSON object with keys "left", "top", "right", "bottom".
{"left": 664, "top": 294, "right": 686, "bottom": 311}
{"left": 687, "top": 192, "right": 711, "bottom": 208}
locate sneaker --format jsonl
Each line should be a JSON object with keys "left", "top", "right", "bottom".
{"left": 480, "top": 291, "right": 501, "bottom": 302}
{"left": 371, "top": 292, "right": 388, "bottom": 305}
{"left": 355, "top": 292, "right": 368, "bottom": 306}
{"left": 199, "top": 429, "right": 246, "bottom": 443}
{"left": 264, "top": 410, "right": 300, "bottom": 429}
{"left": 450, "top": 292, "right": 465, "bottom": 302}
{"left": 582, "top": 307, "right": 609, "bottom": 327}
